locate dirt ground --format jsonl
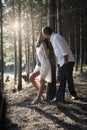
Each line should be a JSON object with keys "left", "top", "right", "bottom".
{"left": 4, "top": 72, "right": 87, "bottom": 130}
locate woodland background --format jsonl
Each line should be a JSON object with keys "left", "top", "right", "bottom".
{"left": 0, "top": 0, "right": 87, "bottom": 88}
{"left": 0, "top": 0, "right": 87, "bottom": 130}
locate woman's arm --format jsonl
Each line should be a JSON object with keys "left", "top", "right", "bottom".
{"left": 36, "top": 55, "right": 41, "bottom": 66}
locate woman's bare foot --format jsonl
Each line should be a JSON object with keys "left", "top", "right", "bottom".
{"left": 31, "top": 97, "right": 41, "bottom": 105}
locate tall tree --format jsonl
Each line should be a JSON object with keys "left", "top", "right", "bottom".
{"left": 0, "top": 0, "right": 4, "bottom": 88}
{"left": 29, "top": 0, "right": 35, "bottom": 69}
{"left": 17, "top": 0, "right": 22, "bottom": 90}
{"left": 48, "top": 0, "right": 56, "bottom": 32}
{"left": 46, "top": 0, "right": 56, "bottom": 100}
{"left": 79, "top": 10, "right": 83, "bottom": 72}
{"left": 25, "top": 13, "right": 30, "bottom": 79}
{"left": 12, "top": 0, "right": 17, "bottom": 84}
{"left": 56, "top": 0, "right": 62, "bottom": 34}
{"left": 74, "top": 20, "right": 78, "bottom": 71}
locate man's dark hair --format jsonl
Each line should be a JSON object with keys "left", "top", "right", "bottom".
{"left": 42, "top": 26, "right": 52, "bottom": 35}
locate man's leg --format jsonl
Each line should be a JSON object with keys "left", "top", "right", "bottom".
{"left": 65, "top": 62, "right": 77, "bottom": 97}
{"left": 46, "top": 64, "right": 56, "bottom": 100}
{"left": 56, "top": 65, "right": 66, "bottom": 101}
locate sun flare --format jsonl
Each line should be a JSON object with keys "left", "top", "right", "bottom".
{"left": 13, "top": 21, "right": 19, "bottom": 30}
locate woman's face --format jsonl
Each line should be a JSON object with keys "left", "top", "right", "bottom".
{"left": 42, "top": 32, "right": 50, "bottom": 40}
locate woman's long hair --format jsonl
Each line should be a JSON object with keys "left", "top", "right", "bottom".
{"left": 36, "top": 32, "right": 43, "bottom": 47}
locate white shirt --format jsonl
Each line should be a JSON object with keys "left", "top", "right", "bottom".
{"left": 50, "top": 33, "right": 75, "bottom": 67}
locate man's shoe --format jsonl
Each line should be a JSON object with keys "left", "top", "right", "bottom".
{"left": 71, "top": 96, "right": 78, "bottom": 100}
{"left": 51, "top": 98, "right": 57, "bottom": 102}
{"left": 50, "top": 97, "right": 64, "bottom": 103}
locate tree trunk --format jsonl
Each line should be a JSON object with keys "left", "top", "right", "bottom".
{"left": 0, "top": 0, "right": 4, "bottom": 88}
{"left": 46, "top": 0, "right": 56, "bottom": 100}
{"left": 48, "top": 0, "right": 56, "bottom": 32}
{"left": 12, "top": 1, "right": 17, "bottom": 84}
{"left": 29, "top": 0, "right": 35, "bottom": 69}
{"left": 14, "top": 28, "right": 17, "bottom": 84}
{"left": 79, "top": 11, "right": 83, "bottom": 73}
{"left": 17, "top": 0, "right": 22, "bottom": 90}
{"left": 56, "top": 0, "right": 62, "bottom": 34}
{"left": 74, "top": 19, "right": 78, "bottom": 71}
{"left": 26, "top": 13, "right": 30, "bottom": 80}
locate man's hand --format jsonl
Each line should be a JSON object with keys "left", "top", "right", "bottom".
{"left": 64, "top": 55, "right": 68, "bottom": 64}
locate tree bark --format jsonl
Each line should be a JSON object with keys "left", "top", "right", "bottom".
{"left": 17, "top": 0, "right": 22, "bottom": 90}
{"left": 12, "top": 1, "right": 17, "bottom": 84}
{"left": 29, "top": 0, "right": 35, "bottom": 69}
{"left": 46, "top": 0, "right": 57, "bottom": 100}
{"left": 79, "top": 9, "right": 83, "bottom": 73}
{"left": 26, "top": 13, "right": 30, "bottom": 80}
{"left": 56, "top": 0, "right": 62, "bottom": 34}
{"left": 48, "top": 0, "right": 56, "bottom": 32}
{"left": 0, "top": 0, "right": 4, "bottom": 88}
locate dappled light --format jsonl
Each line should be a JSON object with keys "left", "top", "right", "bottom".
{"left": 13, "top": 21, "right": 19, "bottom": 31}
{"left": 0, "top": 0, "right": 87, "bottom": 130}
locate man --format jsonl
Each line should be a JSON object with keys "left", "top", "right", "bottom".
{"left": 42, "top": 26, "right": 77, "bottom": 102}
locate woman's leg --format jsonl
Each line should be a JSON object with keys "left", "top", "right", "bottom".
{"left": 31, "top": 77, "right": 45, "bottom": 104}
{"left": 37, "top": 78, "right": 45, "bottom": 98}
{"left": 29, "top": 71, "right": 40, "bottom": 90}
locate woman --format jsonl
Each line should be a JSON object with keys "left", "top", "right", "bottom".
{"left": 30, "top": 32, "right": 52, "bottom": 104}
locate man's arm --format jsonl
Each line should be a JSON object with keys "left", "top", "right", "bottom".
{"left": 64, "top": 55, "right": 68, "bottom": 64}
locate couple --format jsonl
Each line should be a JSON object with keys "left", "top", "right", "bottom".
{"left": 30, "top": 26, "right": 77, "bottom": 104}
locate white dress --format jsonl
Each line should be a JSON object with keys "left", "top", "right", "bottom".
{"left": 33, "top": 44, "right": 52, "bottom": 83}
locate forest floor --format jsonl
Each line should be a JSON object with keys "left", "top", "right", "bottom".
{"left": 4, "top": 71, "right": 87, "bottom": 130}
